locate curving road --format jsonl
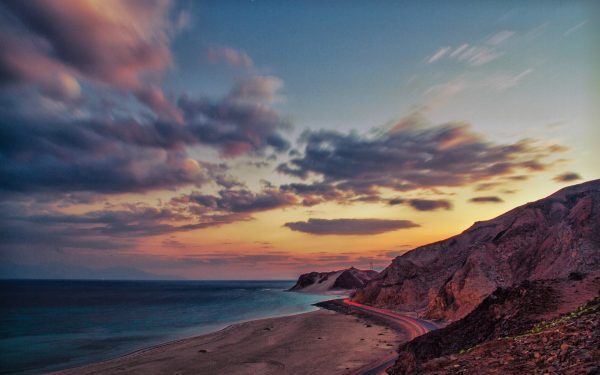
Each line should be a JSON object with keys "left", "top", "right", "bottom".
{"left": 341, "top": 299, "right": 438, "bottom": 375}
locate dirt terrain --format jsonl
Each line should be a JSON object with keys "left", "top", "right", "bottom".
{"left": 388, "top": 273, "right": 599, "bottom": 374}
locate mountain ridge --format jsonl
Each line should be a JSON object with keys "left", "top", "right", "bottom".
{"left": 353, "top": 179, "right": 600, "bottom": 321}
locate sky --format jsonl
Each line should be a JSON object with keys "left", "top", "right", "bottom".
{"left": 0, "top": 0, "right": 598, "bottom": 279}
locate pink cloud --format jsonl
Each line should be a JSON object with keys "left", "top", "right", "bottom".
{"left": 229, "top": 75, "right": 284, "bottom": 103}
{"left": 207, "top": 46, "right": 254, "bottom": 67}
{"left": 1, "top": 0, "right": 182, "bottom": 121}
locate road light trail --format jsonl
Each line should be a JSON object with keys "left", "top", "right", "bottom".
{"left": 341, "top": 299, "right": 438, "bottom": 375}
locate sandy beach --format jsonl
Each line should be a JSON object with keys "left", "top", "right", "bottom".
{"left": 50, "top": 308, "right": 404, "bottom": 375}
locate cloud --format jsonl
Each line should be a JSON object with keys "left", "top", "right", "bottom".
{"left": 0, "top": 115, "right": 211, "bottom": 194}
{"left": 387, "top": 197, "right": 452, "bottom": 211}
{"left": 178, "top": 75, "right": 291, "bottom": 156}
{"left": 428, "top": 47, "right": 451, "bottom": 63}
{"left": 1, "top": 183, "right": 302, "bottom": 256}
{"left": 229, "top": 76, "right": 284, "bottom": 103}
{"left": 174, "top": 187, "right": 298, "bottom": 214}
{"left": 564, "top": 20, "right": 587, "bottom": 36}
{"left": 487, "top": 30, "right": 515, "bottom": 45}
{"left": 427, "top": 34, "right": 512, "bottom": 66}
{"left": 207, "top": 46, "right": 253, "bottom": 67}
{"left": 387, "top": 198, "right": 406, "bottom": 206}
{"left": 0, "top": 120, "right": 210, "bottom": 194}
{"left": 406, "top": 199, "right": 452, "bottom": 211}
{"left": 486, "top": 69, "right": 533, "bottom": 90}
{"left": 0, "top": 195, "right": 256, "bottom": 256}
{"left": 449, "top": 44, "right": 469, "bottom": 58}
{"left": 277, "top": 114, "right": 566, "bottom": 202}
{"left": 0, "top": 0, "right": 183, "bottom": 121}
{"left": 8, "top": 203, "right": 248, "bottom": 236}
{"left": 284, "top": 218, "right": 419, "bottom": 235}
{"left": 425, "top": 69, "right": 534, "bottom": 108}
{"left": 474, "top": 182, "right": 503, "bottom": 191}
{"left": 280, "top": 182, "right": 350, "bottom": 206}
{"left": 468, "top": 196, "right": 504, "bottom": 203}
{"left": 553, "top": 172, "right": 582, "bottom": 182}
{"left": 0, "top": 75, "right": 291, "bottom": 194}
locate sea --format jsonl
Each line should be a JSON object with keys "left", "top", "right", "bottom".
{"left": 0, "top": 279, "right": 337, "bottom": 375}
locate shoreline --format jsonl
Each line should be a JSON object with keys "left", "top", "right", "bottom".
{"left": 34, "top": 288, "right": 340, "bottom": 375}
{"left": 47, "top": 305, "right": 327, "bottom": 374}
{"left": 49, "top": 301, "right": 406, "bottom": 375}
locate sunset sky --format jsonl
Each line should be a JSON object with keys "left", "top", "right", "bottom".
{"left": 0, "top": 0, "right": 598, "bottom": 279}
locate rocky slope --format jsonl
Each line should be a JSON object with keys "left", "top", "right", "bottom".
{"left": 389, "top": 274, "right": 599, "bottom": 374}
{"left": 353, "top": 180, "right": 600, "bottom": 321}
{"left": 288, "top": 267, "right": 378, "bottom": 293}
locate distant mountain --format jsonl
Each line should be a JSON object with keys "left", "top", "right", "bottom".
{"left": 289, "top": 267, "right": 378, "bottom": 292}
{"left": 353, "top": 179, "right": 600, "bottom": 321}
{"left": 0, "top": 261, "right": 183, "bottom": 280}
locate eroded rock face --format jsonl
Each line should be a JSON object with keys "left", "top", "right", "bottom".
{"left": 289, "top": 267, "right": 378, "bottom": 292}
{"left": 333, "top": 267, "right": 379, "bottom": 289}
{"left": 353, "top": 180, "right": 600, "bottom": 321}
{"left": 389, "top": 276, "right": 600, "bottom": 375}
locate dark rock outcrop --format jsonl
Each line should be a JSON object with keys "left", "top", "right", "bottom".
{"left": 333, "top": 267, "right": 379, "bottom": 289}
{"left": 353, "top": 180, "right": 600, "bottom": 321}
{"left": 289, "top": 267, "right": 378, "bottom": 292}
{"left": 389, "top": 276, "right": 599, "bottom": 374}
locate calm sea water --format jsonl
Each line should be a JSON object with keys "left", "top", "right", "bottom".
{"left": 0, "top": 280, "right": 335, "bottom": 375}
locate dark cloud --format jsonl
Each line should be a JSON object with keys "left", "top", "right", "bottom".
{"left": 181, "top": 253, "right": 293, "bottom": 266}
{"left": 280, "top": 182, "right": 350, "bottom": 206}
{"left": 6, "top": 205, "right": 247, "bottom": 238}
{"left": 406, "top": 199, "right": 452, "bottom": 211}
{"left": 0, "top": 115, "right": 209, "bottom": 193}
{"left": 0, "top": 78, "right": 291, "bottom": 194}
{"left": 1, "top": 180, "right": 306, "bottom": 255}
{"left": 254, "top": 241, "right": 274, "bottom": 249}
{"left": 388, "top": 198, "right": 406, "bottom": 206}
{"left": 277, "top": 115, "right": 565, "bottom": 201}
{"left": 0, "top": 2, "right": 291, "bottom": 197}
{"left": 283, "top": 182, "right": 454, "bottom": 211}
{"left": 0, "top": 200, "right": 252, "bottom": 256}
{"left": 553, "top": 172, "right": 582, "bottom": 182}
{"left": 387, "top": 197, "right": 452, "bottom": 211}
{"left": 5, "top": 187, "right": 299, "bottom": 252}
{"left": 475, "top": 182, "right": 502, "bottom": 191}
{"left": 178, "top": 76, "right": 291, "bottom": 157}
{"left": 351, "top": 195, "right": 384, "bottom": 203}
{"left": 0, "top": 185, "right": 299, "bottom": 254}
{"left": 468, "top": 196, "right": 504, "bottom": 203}
{"left": 284, "top": 218, "right": 419, "bottom": 235}
{"left": 162, "top": 237, "right": 186, "bottom": 249}
{"left": 505, "top": 175, "right": 529, "bottom": 181}
{"left": 152, "top": 250, "right": 358, "bottom": 269}
{"left": 175, "top": 187, "right": 298, "bottom": 214}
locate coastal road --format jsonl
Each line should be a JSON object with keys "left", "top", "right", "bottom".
{"left": 341, "top": 299, "right": 438, "bottom": 375}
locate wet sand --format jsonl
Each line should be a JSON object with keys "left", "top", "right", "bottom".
{"left": 50, "top": 308, "right": 403, "bottom": 375}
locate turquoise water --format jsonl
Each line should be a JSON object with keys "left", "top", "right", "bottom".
{"left": 0, "top": 280, "right": 335, "bottom": 374}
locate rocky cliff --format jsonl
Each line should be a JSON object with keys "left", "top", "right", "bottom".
{"left": 389, "top": 275, "right": 599, "bottom": 374}
{"left": 353, "top": 179, "right": 600, "bottom": 321}
{"left": 289, "top": 267, "right": 378, "bottom": 293}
